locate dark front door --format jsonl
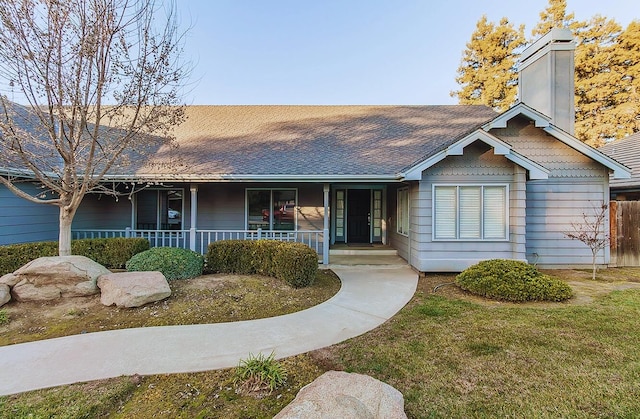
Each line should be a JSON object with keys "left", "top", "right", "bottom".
{"left": 347, "top": 189, "right": 371, "bottom": 243}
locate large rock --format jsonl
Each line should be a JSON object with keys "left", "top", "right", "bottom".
{"left": 274, "top": 371, "right": 407, "bottom": 419}
{"left": 11, "top": 256, "right": 109, "bottom": 302}
{"left": 0, "top": 284, "right": 10, "bottom": 307}
{"left": 0, "top": 273, "right": 21, "bottom": 287}
{"left": 98, "top": 271, "right": 171, "bottom": 308}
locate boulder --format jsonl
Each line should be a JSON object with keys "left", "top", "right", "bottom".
{"left": 274, "top": 370, "right": 407, "bottom": 419}
{"left": 11, "top": 256, "right": 108, "bottom": 302}
{"left": 0, "top": 273, "right": 21, "bottom": 287}
{"left": 0, "top": 284, "right": 10, "bottom": 307}
{"left": 98, "top": 271, "right": 171, "bottom": 308}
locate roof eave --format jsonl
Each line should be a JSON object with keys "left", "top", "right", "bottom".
{"left": 543, "top": 126, "right": 632, "bottom": 179}
{"left": 401, "top": 129, "right": 550, "bottom": 181}
{"left": 101, "top": 173, "right": 404, "bottom": 183}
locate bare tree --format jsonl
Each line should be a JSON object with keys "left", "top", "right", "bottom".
{"left": 0, "top": 0, "right": 187, "bottom": 255}
{"left": 565, "top": 203, "right": 610, "bottom": 280}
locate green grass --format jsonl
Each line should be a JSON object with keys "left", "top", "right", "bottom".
{"left": 2, "top": 270, "right": 640, "bottom": 418}
{"left": 327, "top": 282, "right": 640, "bottom": 418}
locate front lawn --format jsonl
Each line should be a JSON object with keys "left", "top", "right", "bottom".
{"left": 2, "top": 269, "right": 640, "bottom": 418}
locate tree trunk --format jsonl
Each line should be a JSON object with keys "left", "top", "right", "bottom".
{"left": 59, "top": 205, "right": 76, "bottom": 256}
{"left": 592, "top": 251, "right": 597, "bottom": 280}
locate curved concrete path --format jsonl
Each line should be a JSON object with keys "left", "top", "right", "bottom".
{"left": 0, "top": 265, "right": 417, "bottom": 395}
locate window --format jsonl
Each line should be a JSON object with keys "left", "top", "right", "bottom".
{"left": 433, "top": 185, "right": 507, "bottom": 240}
{"left": 397, "top": 188, "right": 409, "bottom": 236}
{"left": 247, "top": 189, "right": 297, "bottom": 231}
{"left": 136, "top": 189, "right": 183, "bottom": 230}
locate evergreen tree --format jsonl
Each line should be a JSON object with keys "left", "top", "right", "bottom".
{"left": 531, "top": 0, "right": 582, "bottom": 38}
{"left": 574, "top": 16, "right": 624, "bottom": 146}
{"left": 451, "top": 16, "right": 526, "bottom": 111}
{"left": 609, "top": 21, "right": 640, "bottom": 138}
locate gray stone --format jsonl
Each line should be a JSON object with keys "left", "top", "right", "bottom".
{"left": 11, "top": 256, "right": 108, "bottom": 302}
{"left": 98, "top": 271, "right": 171, "bottom": 308}
{"left": 0, "top": 273, "right": 20, "bottom": 287}
{"left": 274, "top": 370, "right": 407, "bottom": 419}
{"left": 0, "top": 284, "right": 10, "bottom": 307}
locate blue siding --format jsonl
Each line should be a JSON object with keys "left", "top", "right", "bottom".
{"left": 0, "top": 184, "right": 59, "bottom": 245}
{"left": 74, "top": 194, "right": 132, "bottom": 230}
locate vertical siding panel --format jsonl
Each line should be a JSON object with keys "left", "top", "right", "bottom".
{"left": 525, "top": 179, "right": 608, "bottom": 266}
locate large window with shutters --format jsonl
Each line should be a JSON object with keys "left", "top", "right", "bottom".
{"left": 433, "top": 185, "right": 508, "bottom": 240}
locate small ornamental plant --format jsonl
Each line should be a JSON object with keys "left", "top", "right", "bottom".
{"left": 456, "top": 259, "right": 573, "bottom": 302}
{"left": 233, "top": 352, "right": 287, "bottom": 395}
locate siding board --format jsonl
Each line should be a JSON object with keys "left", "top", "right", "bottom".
{"left": 0, "top": 184, "right": 59, "bottom": 245}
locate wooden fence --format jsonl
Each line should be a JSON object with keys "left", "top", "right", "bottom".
{"left": 610, "top": 201, "right": 640, "bottom": 267}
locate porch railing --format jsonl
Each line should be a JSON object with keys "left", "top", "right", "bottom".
{"left": 72, "top": 228, "right": 324, "bottom": 257}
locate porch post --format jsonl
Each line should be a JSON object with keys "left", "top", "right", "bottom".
{"left": 189, "top": 185, "right": 198, "bottom": 252}
{"left": 323, "top": 183, "right": 330, "bottom": 265}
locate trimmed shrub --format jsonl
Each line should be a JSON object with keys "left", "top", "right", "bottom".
{"left": 126, "top": 247, "right": 204, "bottom": 280}
{"left": 455, "top": 259, "right": 573, "bottom": 302}
{"left": 272, "top": 242, "right": 320, "bottom": 288}
{"left": 71, "top": 238, "right": 150, "bottom": 269}
{"left": 0, "top": 238, "right": 149, "bottom": 274}
{"left": 0, "top": 241, "right": 58, "bottom": 274}
{"left": 206, "top": 240, "right": 318, "bottom": 288}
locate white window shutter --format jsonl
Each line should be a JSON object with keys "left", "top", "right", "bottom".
{"left": 483, "top": 186, "right": 506, "bottom": 239}
{"left": 435, "top": 187, "right": 456, "bottom": 239}
{"left": 459, "top": 187, "right": 481, "bottom": 239}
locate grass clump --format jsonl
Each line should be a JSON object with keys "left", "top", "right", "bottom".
{"left": 0, "top": 309, "right": 8, "bottom": 326}
{"left": 126, "top": 247, "right": 204, "bottom": 280}
{"left": 234, "top": 352, "right": 288, "bottom": 395}
{"left": 456, "top": 259, "right": 573, "bottom": 302}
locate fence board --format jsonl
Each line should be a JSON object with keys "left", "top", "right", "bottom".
{"left": 612, "top": 201, "right": 640, "bottom": 267}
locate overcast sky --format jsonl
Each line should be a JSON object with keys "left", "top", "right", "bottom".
{"left": 178, "top": 0, "right": 637, "bottom": 105}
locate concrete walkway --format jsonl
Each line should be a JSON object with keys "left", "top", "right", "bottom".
{"left": 0, "top": 265, "right": 418, "bottom": 396}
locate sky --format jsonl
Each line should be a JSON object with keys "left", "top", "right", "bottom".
{"left": 177, "top": 0, "right": 637, "bottom": 106}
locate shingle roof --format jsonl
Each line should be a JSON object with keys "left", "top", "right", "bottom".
{"left": 599, "top": 132, "right": 640, "bottom": 189}
{"left": 130, "top": 105, "right": 498, "bottom": 180}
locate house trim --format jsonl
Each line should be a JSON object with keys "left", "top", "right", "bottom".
{"left": 542, "top": 126, "right": 631, "bottom": 179}
{"left": 402, "top": 129, "right": 550, "bottom": 181}
{"left": 481, "top": 103, "right": 631, "bottom": 180}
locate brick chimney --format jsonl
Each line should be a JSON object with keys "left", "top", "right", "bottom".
{"left": 518, "top": 28, "right": 576, "bottom": 135}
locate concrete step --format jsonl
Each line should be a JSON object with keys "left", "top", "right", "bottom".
{"left": 328, "top": 254, "right": 407, "bottom": 266}
{"left": 329, "top": 248, "right": 398, "bottom": 256}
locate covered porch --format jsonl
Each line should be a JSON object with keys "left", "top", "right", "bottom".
{"left": 72, "top": 181, "right": 409, "bottom": 266}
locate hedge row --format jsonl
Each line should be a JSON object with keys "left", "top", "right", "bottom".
{"left": 206, "top": 240, "right": 318, "bottom": 288}
{"left": 0, "top": 238, "right": 149, "bottom": 275}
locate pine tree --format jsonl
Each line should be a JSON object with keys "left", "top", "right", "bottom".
{"left": 531, "top": 0, "right": 583, "bottom": 38}
{"left": 451, "top": 16, "right": 526, "bottom": 111}
{"left": 574, "top": 16, "right": 624, "bottom": 146}
{"left": 609, "top": 20, "right": 640, "bottom": 138}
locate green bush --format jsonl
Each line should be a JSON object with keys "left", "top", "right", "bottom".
{"left": 206, "top": 240, "right": 318, "bottom": 288}
{"left": 71, "top": 238, "right": 150, "bottom": 269}
{"left": 0, "top": 238, "right": 149, "bottom": 274}
{"left": 455, "top": 259, "right": 573, "bottom": 302}
{"left": 0, "top": 241, "right": 58, "bottom": 274}
{"left": 126, "top": 247, "right": 204, "bottom": 280}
